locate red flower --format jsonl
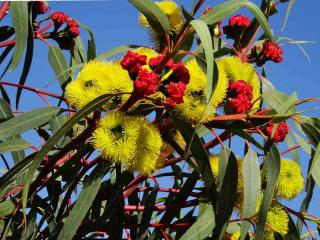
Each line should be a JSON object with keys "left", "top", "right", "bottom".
{"left": 264, "top": 121, "right": 288, "bottom": 143}
{"left": 223, "top": 14, "right": 250, "bottom": 40}
{"left": 227, "top": 80, "right": 253, "bottom": 113}
{"left": 262, "top": 40, "right": 283, "bottom": 63}
{"left": 134, "top": 69, "right": 159, "bottom": 96}
{"left": 229, "top": 80, "right": 253, "bottom": 100}
{"left": 51, "top": 11, "right": 69, "bottom": 25}
{"left": 171, "top": 61, "right": 190, "bottom": 84}
{"left": 67, "top": 19, "right": 80, "bottom": 37}
{"left": 149, "top": 55, "right": 164, "bottom": 70}
{"left": 248, "top": 40, "right": 283, "bottom": 66}
{"left": 120, "top": 51, "right": 147, "bottom": 79}
{"left": 228, "top": 14, "right": 250, "bottom": 27}
{"left": 33, "top": 1, "right": 48, "bottom": 14}
{"left": 229, "top": 94, "right": 252, "bottom": 114}
{"left": 166, "top": 82, "right": 187, "bottom": 106}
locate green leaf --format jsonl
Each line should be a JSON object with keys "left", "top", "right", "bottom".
{"left": 57, "top": 162, "right": 109, "bottom": 240}
{"left": 201, "top": 0, "right": 272, "bottom": 40}
{"left": 9, "top": 1, "right": 29, "bottom": 71}
{"left": 284, "top": 210, "right": 301, "bottom": 240}
{"left": 310, "top": 144, "right": 320, "bottom": 188}
{"left": 190, "top": 20, "right": 216, "bottom": 103}
{"left": 0, "top": 200, "right": 15, "bottom": 218}
{"left": 240, "top": 150, "right": 260, "bottom": 240}
{"left": 16, "top": 18, "right": 34, "bottom": 109}
{"left": 273, "top": 92, "right": 297, "bottom": 122}
{"left": 22, "top": 94, "right": 112, "bottom": 220}
{"left": 79, "top": 21, "right": 96, "bottom": 61}
{"left": 213, "top": 147, "right": 238, "bottom": 238}
{"left": 128, "top": 0, "right": 170, "bottom": 36}
{"left": 254, "top": 144, "right": 281, "bottom": 240}
{"left": 180, "top": 203, "right": 215, "bottom": 240}
{"left": 48, "top": 46, "right": 71, "bottom": 88}
{"left": 173, "top": 117, "right": 216, "bottom": 197}
{"left": 0, "top": 138, "right": 30, "bottom": 155}
{"left": 0, "top": 107, "right": 59, "bottom": 142}
{"left": 95, "top": 44, "right": 141, "bottom": 61}
{"left": 281, "top": 0, "right": 296, "bottom": 34}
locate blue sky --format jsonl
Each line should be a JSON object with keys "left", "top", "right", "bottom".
{"left": 1, "top": 0, "right": 319, "bottom": 235}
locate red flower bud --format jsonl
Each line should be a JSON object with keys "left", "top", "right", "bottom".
{"left": 120, "top": 51, "right": 147, "bottom": 79}
{"left": 262, "top": 40, "right": 283, "bottom": 63}
{"left": 51, "top": 12, "right": 69, "bottom": 25}
{"left": 223, "top": 14, "right": 250, "bottom": 40}
{"left": 149, "top": 55, "right": 164, "bottom": 70}
{"left": 134, "top": 69, "right": 159, "bottom": 96}
{"left": 171, "top": 61, "right": 190, "bottom": 84}
{"left": 166, "top": 82, "right": 187, "bottom": 106}
{"left": 264, "top": 121, "right": 288, "bottom": 143}
{"left": 33, "top": 1, "right": 48, "bottom": 14}
{"left": 227, "top": 80, "right": 253, "bottom": 113}
{"left": 67, "top": 19, "right": 80, "bottom": 37}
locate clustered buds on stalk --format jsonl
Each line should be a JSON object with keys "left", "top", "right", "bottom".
{"left": 120, "top": 51, "right": 190, "bottom": 106}
{"left": 51, "top": 11, "right": 80, "bottom": 50}
{"left": 248, "top": 40, "right": 283, "bottom": 66}
{"left": 227, "top": 80, "right": 253, "bottom": 113}
{"left": 264, "top": 121, "right": 288, "bottom": 143}
{"left": 223, "top": 14, "right": 250, "bottom": 40}
{"left": 32, "top": 1, "right": 48, "bottom": 15}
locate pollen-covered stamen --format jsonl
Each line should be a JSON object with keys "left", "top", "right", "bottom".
{"left": 110, "top": 124, "right": 125, "bottom": 141}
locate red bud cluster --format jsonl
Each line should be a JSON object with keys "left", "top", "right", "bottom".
{"left": 50, "top": 12, "right": 80, "bottom": 50}
{"left": 249, "top": 40, "right": 283, "bottom": 66}
{"left": 264, "top": 121, "right": 288, "bottom": 143}
{"left": 33, "top": 1, "right": 48, "bottom": 15}
{"left": 223, "top": 14, "right": 250, "bottom": 40}
{"left": 120, "top": 51, "right": 190, "bottom": 106}
{"left": 228, "top": 80, "right": 253, "bottom": 113}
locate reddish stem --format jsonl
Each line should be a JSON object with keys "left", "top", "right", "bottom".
{"left": 37, "top": 21, "right": 54, "bottom": 34}
{"left": 124, "top": 199, "right": 198, "bottom": 211}
{"left": 0, "top": 81, "right": 64, "bottom": 100}
{"left": 0, "top": 1, "right": 9, "bottom": 21}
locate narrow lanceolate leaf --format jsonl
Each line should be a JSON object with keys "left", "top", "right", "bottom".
{"left": 254, "top": 144, "right": 281, "bottom": 240}
{"left": 96, "top": 44, "right": 140, "bottom": 61}
{"left": 213, "top": 148, "right": 238, "bottom": 238}
{"left": 57, "top": 163, "right": 109, "bottom": 240}
{"left": 240, "top": 150, "right": 260, "bottom": 240}
{"left": 16, "top": 19, "right": 34, "bottom": 109}
{"left": 9, "top": 1, "right": 29, "bottom": 71}
{"left": 0, "top": 107, "right": 59, "bottom": 142}
{"left": 48, "top": 46, "right": 71, "bottom": 88}
{"left": 190, "top": 20, "right": 217, "bottom": 103}
{"left": 0, "top": 200, "right": 15, "bottom": 218}
{"left": 180, "top": 204, "right": 215, "bottom": 240}
{"left": 22, "top": 94, "right": 112, "bottom": 221}
{"left": 201, "top": 0, "right": 272, "bottom": 40}
{"left": 79, "top": 21, "right": 96, "bottom": 60}
{"left": 0, "top": 138, "right": 30, "bottom": 155}
{"left": 128, "top": 0, "right": 170, "bottom": 35}
{"left": 310, "top": 144, "right": 320, "bottom": 187}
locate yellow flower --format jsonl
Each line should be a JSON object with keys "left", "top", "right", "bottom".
{"left": 129, "top": 122, "right": 163, "bottom": 175}
{"left": 216, "top": 56, "right": 261, "bottom": 113}
{"left": 92, "top": 112, "right": 140, "bottom": 166}
{"left": 92, "top": 112, "right": 163, "bottom": 175}
{"left": 177, "top": 59, "right": 228, "bottom": 123}
{"left": 139, "top": 0, "right": 183, "bottom": 32}
{"left": 65, "top": 61, "right": 133, "bottom": 110}
{"left": 209, "top": 154, "right": 243, "bottom": 190}
{"left": 230, "top": 231, "right": 240, "bottom": 240}
{"left": 276, "top": 158, "right": 304, "bottom": 199}
{"left": 65, "top": 61, "right": 107, "bottom": 109}
{"left": 266, "top": 204, "right": 289, "bottom": 236}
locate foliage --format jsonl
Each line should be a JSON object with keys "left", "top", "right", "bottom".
{"left": 0, "top": 0, "right": 319, "bottom": 239}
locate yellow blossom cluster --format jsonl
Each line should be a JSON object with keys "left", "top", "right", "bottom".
{"left": 92, "top": 112, "right": 163, "bottom": 175}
